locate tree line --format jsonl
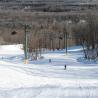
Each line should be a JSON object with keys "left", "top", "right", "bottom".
{"left": 27, "top": 13, "right": 98, "bottom": 60}
{"left": 0, "top": 12, "right": 98, "bottom": 60}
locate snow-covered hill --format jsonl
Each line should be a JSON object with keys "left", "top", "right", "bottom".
{"left": 0, "top": 44, "right": 98, "bottom": 98}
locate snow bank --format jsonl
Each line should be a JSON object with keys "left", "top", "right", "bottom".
{"left": 0, "top": 44, "right": 23, "bottom": 55}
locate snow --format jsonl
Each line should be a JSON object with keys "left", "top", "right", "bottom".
{"left": 0, "top": 44, "right": 98, "bottom": 98}
{"left": 0, "top": 45, "right": 23, "bottom": 55}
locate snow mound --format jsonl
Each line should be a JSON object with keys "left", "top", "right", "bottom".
{"left": 0, "top": 44, "right": 23, "bottom": 55}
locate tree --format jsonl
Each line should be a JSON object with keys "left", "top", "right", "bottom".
{"left": 72, "top": 13, "right": 98, "bottom": 60}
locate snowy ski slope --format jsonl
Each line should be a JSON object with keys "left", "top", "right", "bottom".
{"left": 0, "top": 45, "right": 98, "bottom": 98}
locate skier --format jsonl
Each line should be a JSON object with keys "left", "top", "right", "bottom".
{"left": 64, "top": 64, "right": 67, "bottom": 70}
{"left": 49, "top": 59, "right": 51, "bottom": 63}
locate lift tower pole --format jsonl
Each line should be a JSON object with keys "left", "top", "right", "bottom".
{"left": 24, "top": 24, "right": 29, "bottom": 64}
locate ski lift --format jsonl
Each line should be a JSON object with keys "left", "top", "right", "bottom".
{"left": 11, "top": 31, "right": 17, "bottom": 35}
{"left": 59, "top": 36, "right": 63, "bottom": 40}
{"left": 11, "top": 21, "right": 17, "bottom": 35}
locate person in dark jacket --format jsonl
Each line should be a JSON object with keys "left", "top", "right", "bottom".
{"left": 49, "top": 59, "right": 51, "bottom": 63}
{"left": 64, "top": 64, "right": 67, "bottom": 70}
